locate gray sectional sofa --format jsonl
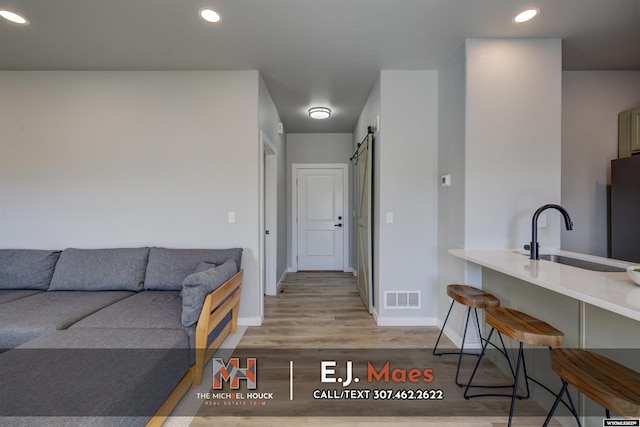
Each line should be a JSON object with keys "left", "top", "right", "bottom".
{"left": 0, "top": 247, "right": 244, "bottom": 427}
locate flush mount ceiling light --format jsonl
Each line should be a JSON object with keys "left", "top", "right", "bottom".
{"left": 308, "top": 107, "right": 331, "bottom": 120}
{"left": 514, "top": 8, "right": 540, "bottom": 23}
{"left": 0, "top": 10, "right": 29, "bottom": 25}
{"left": 200, "top": 8, "right": 221, "bottom": 23}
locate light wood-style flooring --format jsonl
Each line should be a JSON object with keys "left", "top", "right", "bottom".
{"left": 191, "top": 272, "right": 561, "bottom": 427}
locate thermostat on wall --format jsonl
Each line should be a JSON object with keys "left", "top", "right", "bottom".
{"left": 441, "top": 174, "right": 451, "bottom": 187}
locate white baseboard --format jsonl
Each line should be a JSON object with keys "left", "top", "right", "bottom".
{"left": 276, "top": 271, "right": 286, "bottom": 292}
{"left": 238, "top": 316, "right": 262, "bottom": 326}
{"left": 375, "top": 316, "right": 438, "bottom": 327}
{"left": 286, "top": 267, "right": 356, "bottom": 274}
{"left": 437, "top": 319, "right": 482, "bottom": 350}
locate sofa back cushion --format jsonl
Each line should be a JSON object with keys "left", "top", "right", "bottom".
{"left": 144, "top": 248, "right": 243, "bottom": 291}
{"left": 0, "top": 250, "right": 61, "bottom": 290}
{"left": 48, "top": 248, "right": 150, "bottom": 291}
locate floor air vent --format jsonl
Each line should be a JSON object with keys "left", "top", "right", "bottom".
{"left": 384, "top": 291, "right": 421, "bottom": 309}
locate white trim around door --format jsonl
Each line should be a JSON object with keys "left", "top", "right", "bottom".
{"left": 291, "top": 163, "right": 349, "bottom": 272}
{"left": 260, "top": 131, "right": 278, "bottom": 299}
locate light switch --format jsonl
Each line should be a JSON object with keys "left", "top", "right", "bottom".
{"left": 228, "top": 212, "right": 236, "bottom": 224}
{"left": 386, "top": 212, "right": 394, "bottom": 224}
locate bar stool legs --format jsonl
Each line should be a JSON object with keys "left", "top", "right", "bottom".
{"left": 433, "top": 299, "right": 485, "bottom": 386}
{"left": 463, "top": 327, "right": 528, "bottom": 401}
{"left": 433, "top": 284, "right": 500, "bottom": 387}
{"left": 464, "top": 307, "right": 565, "bottom": 427}
{"left": 543, "top": 379, "right": 581, "bottom": 427}
{"left": 507, "top": 342, "right": 532, "bottom": 426}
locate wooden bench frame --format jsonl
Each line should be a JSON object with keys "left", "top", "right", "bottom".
{"left": 146, "top": 269, "right": 244, "bottom": 427}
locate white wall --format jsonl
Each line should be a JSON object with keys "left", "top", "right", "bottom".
{"left": 437, "top": 38, "right": 563, "bottom": 346}
{"left": 354, "top": 71, "right": 439, "bottom": 325}
{"left": 285, "top": 133, "right": 353, "bottom": 270}
{"left": 287, "top": 133, "right": 353, "bottom": 165}
{"left": 561, "top": 71, "right": 640, "bottom": 256}
{"left": 353, "top": 77, "right": 381, "bottom": 146}
{"left": 465, "top": 39, "right": 563, "bottom": 251}
{"left": 437, "top": 42, "right": 471, "bottom": 344}
{"left": 0, "top": 70, "right": 262, "bottom": 322}
{"left": 259, "top": 75, "right": 288, "bottom": 283}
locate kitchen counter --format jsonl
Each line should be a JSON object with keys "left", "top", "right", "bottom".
{"left": 448, "top": 248, "right": 639, "bottom": 426}
{"left": 448, "top": 248, "right": 640, "bottom": 322}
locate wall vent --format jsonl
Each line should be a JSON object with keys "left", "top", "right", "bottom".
{"left": 384, "top": 291, "right": 421, "bottom": 309}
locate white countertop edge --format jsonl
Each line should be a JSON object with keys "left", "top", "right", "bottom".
{"left": 448, "top": 248, "right": 640, "bottom": 322}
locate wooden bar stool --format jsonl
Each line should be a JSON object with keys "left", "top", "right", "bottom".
{"left": 543, "top": 348, "right": 640, "bottom": 426}
{"left": 433, "top": 284, "right": 500, "bottom": 386}
{"left": 464, "top": 307, "right": 564, "bottom": 427}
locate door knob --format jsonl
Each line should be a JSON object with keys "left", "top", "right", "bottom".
{"left": 335, "top": 223, "right": 343, "bottom": 227}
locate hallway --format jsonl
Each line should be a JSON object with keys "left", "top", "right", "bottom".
{"left": 242, "top": 272, "right": 441, "bottom": 349}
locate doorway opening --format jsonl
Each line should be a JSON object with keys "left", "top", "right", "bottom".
{"left": 260, "top": 131, "right": 278, "bottom": 298}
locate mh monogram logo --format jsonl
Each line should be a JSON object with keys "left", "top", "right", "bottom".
{"left": 212, "top": 358, "right": 257, "bottom": 389}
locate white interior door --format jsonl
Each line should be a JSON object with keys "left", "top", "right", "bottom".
{"left": 296, "top": 167, "right": 345, "bottom": 271}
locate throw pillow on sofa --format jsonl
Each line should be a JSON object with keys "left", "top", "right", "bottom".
{"left": 144, "top": 248, "right": 242, "bottom": 291}
{"left": 179, "top": 262, "right": 217, "bottom": 297}
{"left": 194, "top": 261, "right": 217, "bottom": 273}
{"left": 181, "top": 259, "right": 238, "bottom": 327}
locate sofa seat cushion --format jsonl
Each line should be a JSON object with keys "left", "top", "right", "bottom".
{"left": 0, "top": 328, "right": 190, "bottom": 425}
{"left": 70, "top": 290, "right": 196, "bottom": 363}
{"left": 49, "top": 248, "right": 150, "bottom": 292}
{"left": 0, "top": 290, "right": 42, "bottom": 305}
{"left": 0, "top": 291, "right": 134, "bottom": 349}
{"left": 71, "top": 290, "right": 185, "bottom": 330}
{"left": 0, "top": 249, "right": 61, "bottom": 290}
{"left": 144, "top": 247, "right": 242, "bottom": 291}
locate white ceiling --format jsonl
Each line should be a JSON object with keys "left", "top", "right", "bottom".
{"left": 1, "top": 0, "right": 639, "bottom": 133}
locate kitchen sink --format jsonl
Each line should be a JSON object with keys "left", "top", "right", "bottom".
{"left": 535, "top": 254, "right": 626, "bottom": 272}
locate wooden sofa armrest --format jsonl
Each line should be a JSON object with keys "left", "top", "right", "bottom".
{"left": 193, "top": 269, "right": 243, "bottom": 385}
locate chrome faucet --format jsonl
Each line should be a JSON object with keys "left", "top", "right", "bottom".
{"left": 529, "top": 204, "right": 573, "bottom": 260}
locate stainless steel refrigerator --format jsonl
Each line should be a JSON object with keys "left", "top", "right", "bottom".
{"left": 610, "top": 155, "right": 640, "bottom": 263}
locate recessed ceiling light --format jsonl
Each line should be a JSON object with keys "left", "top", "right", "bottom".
{"left": 200, "top": 8, "right": 221, "bottom": 23}
{"left": 308, "top": 107, "right": 331, "bottom": 120}
{"left": 514, "top": 8, "right": 540, "bottom": 23}
{"left": 0, "top": 10, "right": 29, "bottom": 25}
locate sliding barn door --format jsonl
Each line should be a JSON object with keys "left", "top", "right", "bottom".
{"left": 356, "top": 133, "right": 373, "bottom": 313}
